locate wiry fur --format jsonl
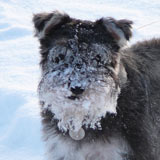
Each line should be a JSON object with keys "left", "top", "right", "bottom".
{"left": 33, "top": 11, "right": 160, "bottom": 160}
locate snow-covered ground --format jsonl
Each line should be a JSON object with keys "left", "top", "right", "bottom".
{"left": 0, "top": 0, "right": 160, "bottom": 160}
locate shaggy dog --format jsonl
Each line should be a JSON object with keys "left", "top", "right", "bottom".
{"left": 33, "top": 11, "right": 160, "bottom": 160}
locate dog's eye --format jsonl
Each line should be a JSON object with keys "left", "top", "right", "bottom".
{"left": 52, "top": 54, "right": 65, "bottom": 64}
{"left": 59, "top": 54, "right": 65, "bottom": 60}
{"left": 52, "top": 57, "right": 60, "bottom": 64}
{"left": 95, "top": 54, "right": 101, "bottom": 63}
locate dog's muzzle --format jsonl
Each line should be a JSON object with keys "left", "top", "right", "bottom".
{"left": 38, "top": 71, "right": 120, "bottom": 141}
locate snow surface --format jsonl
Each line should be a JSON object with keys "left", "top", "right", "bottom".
{"left": 0, "top": 0, "right": 160, "bottom": 160}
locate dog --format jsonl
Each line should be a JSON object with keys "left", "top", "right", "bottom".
{"left": 33, "top": 11, "right": 160, "bottom": 160}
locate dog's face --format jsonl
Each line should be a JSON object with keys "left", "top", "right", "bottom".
{"left": 33, "top": 11, "right": 132, "bottom": 135}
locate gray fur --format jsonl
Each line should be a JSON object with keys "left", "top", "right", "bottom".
{"left": 33, "top": 11, "right": 160, "bottom": 160}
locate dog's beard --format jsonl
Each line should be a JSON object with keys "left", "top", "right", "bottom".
{"left": 38, "top": 75, "right": 120, "bottom": 133}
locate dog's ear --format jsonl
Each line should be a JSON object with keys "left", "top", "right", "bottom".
{"left": 97, "top": 18, "right": 133, "bottom": 47}
{"left": 33, "top": 11, "right": 71, "bottom": 39}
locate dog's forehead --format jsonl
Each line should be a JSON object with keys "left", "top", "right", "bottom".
{"left": 48, "top": 19, "right": 115, "bottom": 46}
{"left": 34, "top": 12, "right": 133, "bottom": 50}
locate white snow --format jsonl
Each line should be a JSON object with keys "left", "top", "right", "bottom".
{"left": 0, "top": 0, "right": 160, "bottom": 159}
{"left": 39, "top": 78, "right": 119, "bottom": 132}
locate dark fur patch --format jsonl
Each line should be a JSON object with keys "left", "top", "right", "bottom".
{"left": 33, "top": 13, "right": 53, "bottom": 33}
{"left": 116, "top": 19, "right": 133, "bottom": 40}
{"left": 33, "top": 11, "right": 71, "bottom": 37}
{"left": 96, "top": 18, "right": 132, "bottom": 41}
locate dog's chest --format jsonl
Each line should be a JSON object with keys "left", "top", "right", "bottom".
{"left": 45, "top": 135, "right": 130, "bottom": 160}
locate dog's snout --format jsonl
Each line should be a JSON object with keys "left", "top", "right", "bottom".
{"left": 71, "top": 87, "right": 84, "bottom": 95}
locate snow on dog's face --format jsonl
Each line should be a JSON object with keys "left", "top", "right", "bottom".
{"left": 33, "top": 11, "right": 132, "bottom": 134}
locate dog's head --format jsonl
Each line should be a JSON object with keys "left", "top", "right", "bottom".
{"left": 33, "top": 11, "right": 132, "bottom": 138}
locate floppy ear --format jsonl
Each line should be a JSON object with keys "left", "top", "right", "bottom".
{"left": 100, "top": 18, "right": 133, "bottom": 47}
{"left": 33, "top": 11, "right": 70, "bottom": 39}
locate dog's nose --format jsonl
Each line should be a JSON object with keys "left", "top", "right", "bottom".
{"left": 70, "top": 87, "right": 84, "bottom": 95}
